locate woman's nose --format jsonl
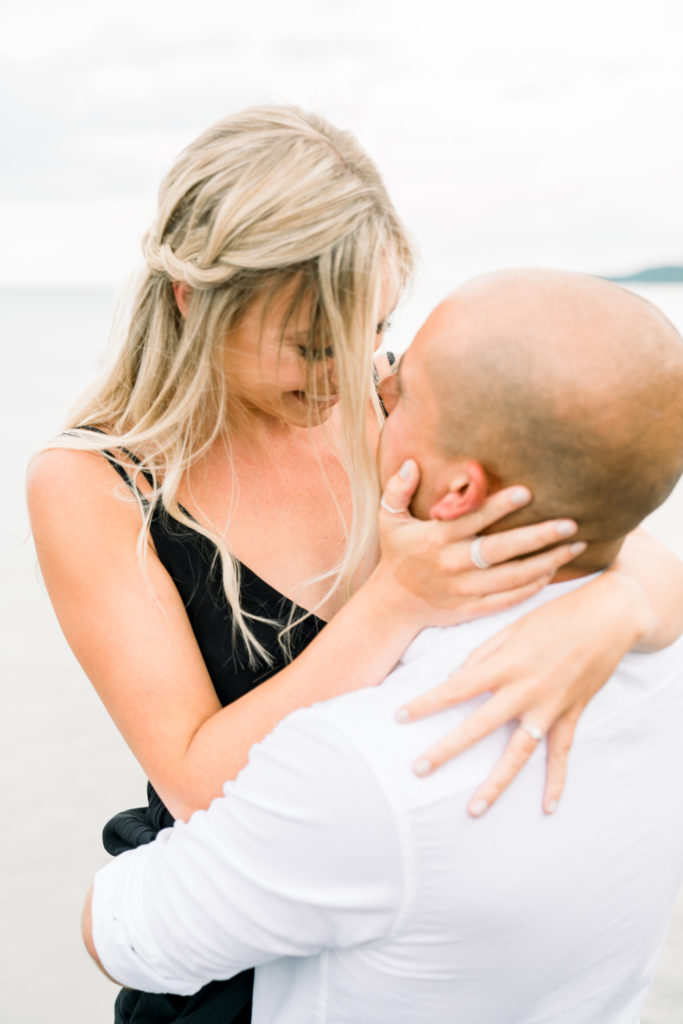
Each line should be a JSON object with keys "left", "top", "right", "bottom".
{"left": 315, "top": 356, "right": 338, "bottom": 393}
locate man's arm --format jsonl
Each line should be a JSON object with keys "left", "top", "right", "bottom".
{"left": 83, "top": 710, "right": 403, "bottom": 994}
{"left": 82, "top": 884, "right": 120, "bottom": 983}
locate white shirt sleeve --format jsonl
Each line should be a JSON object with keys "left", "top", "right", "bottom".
{"left": 91, "top": 709, "right": 404, "bottom": 995}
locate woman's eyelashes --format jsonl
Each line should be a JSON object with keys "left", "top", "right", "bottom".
{"left": 296, "top": 320, "right": 390, "bottom": 359}
{"left": 297, "top": 344, "right": 335, "bottom": 362}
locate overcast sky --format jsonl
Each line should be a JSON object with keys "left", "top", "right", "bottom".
{"left": 2, "top": 0, "right": 682, "bottom": 290}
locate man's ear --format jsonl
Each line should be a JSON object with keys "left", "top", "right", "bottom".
{"left": 173, "top": 282, "right": 192, "bottom": 318}
{"left": 428, "top": 461, "right": 489, "bottom": 521}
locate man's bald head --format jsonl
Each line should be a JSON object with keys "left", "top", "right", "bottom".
{"left": 421, "top": 269, "right": 683, "bottom": 548}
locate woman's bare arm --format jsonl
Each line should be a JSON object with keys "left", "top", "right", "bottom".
{"left": 28, "top": 449, "right": 581, "bottom": 821}
{"left": 398, "top": 529, "right": 683, "bottom": 815}
{"left": 612, "top": 528, "right": 683, "bottom": 651}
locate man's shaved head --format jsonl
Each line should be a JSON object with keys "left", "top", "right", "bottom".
{"left": 418, "top": 270, "right": 683, "bottom": 547}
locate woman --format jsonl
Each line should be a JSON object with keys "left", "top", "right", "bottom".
{"left": 28, "top": 106, "right": 683, "bottom": 1023}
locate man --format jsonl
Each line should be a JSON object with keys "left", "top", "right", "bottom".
{"left": 84, "top": 270, "right": 683, "bottom": 1023}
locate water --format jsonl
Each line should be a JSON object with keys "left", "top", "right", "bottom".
{"left": 3, "top": 284, "right": 682, "bottom": 1022}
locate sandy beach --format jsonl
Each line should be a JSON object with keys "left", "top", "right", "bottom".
{"left": 3, "top": 286, "right": 682, "bottom": 1022}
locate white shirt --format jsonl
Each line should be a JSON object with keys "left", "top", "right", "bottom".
{"left": 92, "top": 578, "right": 683, "bottom": 1024}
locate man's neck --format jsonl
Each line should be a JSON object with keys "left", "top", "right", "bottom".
{"left": 553, "top": 537, "right": 625, "bottom": 582}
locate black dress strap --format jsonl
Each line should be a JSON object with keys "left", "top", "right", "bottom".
{"left": 73, "top": 425, "right": 155, "bottom": 494}
{"left": 101, "top": 446, "right": 155, "bottom": 496}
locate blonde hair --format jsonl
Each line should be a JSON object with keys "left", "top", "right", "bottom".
{"left": 55, "top": 105, "right": 413, "bottom": 662}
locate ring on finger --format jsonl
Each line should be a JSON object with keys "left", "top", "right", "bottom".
{"left": 517, "top": 721, "right": 545, "bottom": 742}
{"left": 470, "top": 536, "right": 492, "bottom": 570}
{"left": 380, "top": 497, "right": 406, "bottom": 515}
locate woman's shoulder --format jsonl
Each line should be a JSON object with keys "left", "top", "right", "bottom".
{"left": 28, "top": 443, "right": 120, "bottom": 503}
{"left": 27, "top": 444, "right": 143, "bottom": 545}
{"left": 28, "top": 442, "right": 105, "bottom": 482}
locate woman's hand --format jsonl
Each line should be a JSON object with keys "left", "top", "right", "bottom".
{"left": 375, "top": 459, "right": 586, "bottom": 631}
{"left": 394, "top": 568, "right": 656, "bottom": 817}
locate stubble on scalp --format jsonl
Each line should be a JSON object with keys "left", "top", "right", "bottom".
{"left": 424, "top": 270, "right": 683, "bottom": 541}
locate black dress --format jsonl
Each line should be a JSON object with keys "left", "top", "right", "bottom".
{"left": 99, "top": 451, "right": 324, "bottom": 1024}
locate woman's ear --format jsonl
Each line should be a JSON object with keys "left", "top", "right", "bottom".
{"left": 428, "top": 461, "right": 489, "bottom": 521}
{"left": 173, "top": 282, "right": 192, "bottom": 318}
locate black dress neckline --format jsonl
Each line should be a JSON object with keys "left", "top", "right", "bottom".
{"left": 82, "top": 427, "right": 327, "bottom": 626}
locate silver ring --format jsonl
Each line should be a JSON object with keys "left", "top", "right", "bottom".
{"left": 518, "top": 721, "right": 545, "bottom": 742}
{"left": 380, "top": 497, "right": 406, "bottom": 515}
{"left": 470, "top": 536, "right": 491, "bottom": 570}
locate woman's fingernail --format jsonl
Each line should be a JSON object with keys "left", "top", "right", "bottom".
{"left": 395, "top": 708, "right": 411, "bottom": 724}
{"left": 570, "top": 541, "right": 587, "bottom": 555}
{"left": 399, "top": 459, "right": 414, "bottom": 480}
{"left": 546, "top": 799, "right": 558, "bottom": 814}
{"left": 469, "top": 798, "right": 489, "bottom": 818}
{"left": 556, "top": 520, "right": 576, "bottom": 537}
{"left": 510, "top": 487, "right": 531, "bottom": 506}
{"left": 413, "top": 757, "right": 432, "bottom": 777}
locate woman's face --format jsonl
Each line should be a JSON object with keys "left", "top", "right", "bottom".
{"left": 222, "top": 280, "right": 394, "bottom": 429}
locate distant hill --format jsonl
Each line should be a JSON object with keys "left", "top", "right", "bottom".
{"left": 606, "top": 265, "right": 683, "bottom": 284}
